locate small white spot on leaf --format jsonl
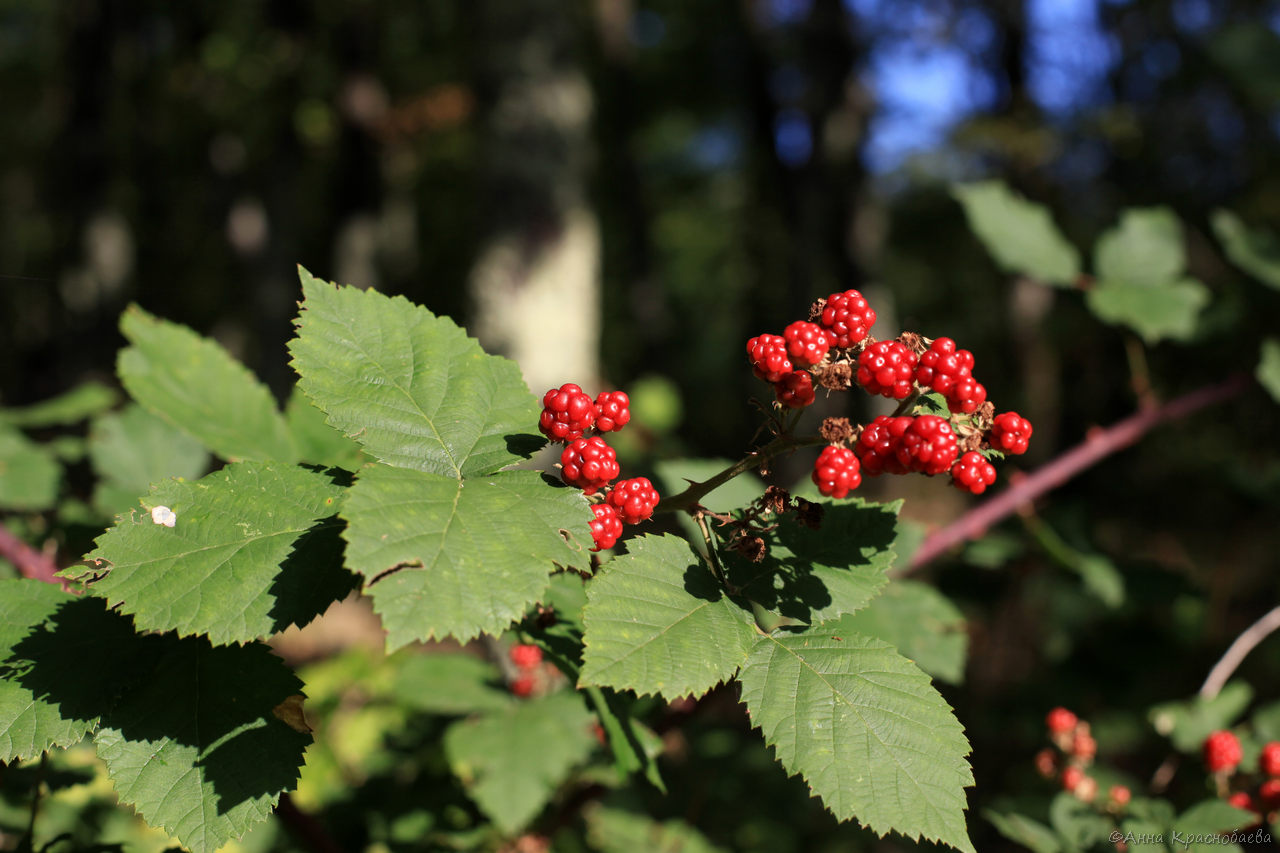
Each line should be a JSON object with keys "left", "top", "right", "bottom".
{"left": 151, "top": 505, "right": 177, "bottom": 527}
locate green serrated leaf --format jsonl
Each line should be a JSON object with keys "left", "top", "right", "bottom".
{"left": 0, "top": 382, "right": 119, "bottom": 427}
{"left": 579, "top": 534, "right": 758, "bottom": 700}
{"left": 839, "top": 579, "right": 968, "bottom": 684}
{"left": 392, "top": 653, "right": 513, "bottom": 715}
{"left": 0, "top": 426, "right": 61, "bottom": 510}
{"left": 983, "top": 810, "right": 1062, "bottom": 853}
{"left": 1257, "top": 339, "right": 1280, "bottom": 404}
{"left": 953, "top": 182, "right": 1080, "bottom": 287}
{"left": 284, "top": 387, "right": 367, "bottom": 470}
{"left": 725, "top": 498, "right": 899, "bottom": 625}
{"left": 585, "top": 805, "right": 728, "bottom": 853}
{"left": 289, "top": 269, "right": 544, "bottom": 477}
{"left": 1085, "top": 279, "right": 1210, "bottom": 343}
{"left": 444, "top": 690, "right": 595, "bottom": 835}
{"left": 1149, "top": 681, "right": 1252, "bottom": 752}
{"left": 87, "top": 403, "right": 210, "bottom": 517}
{"left": 342, "top": 464, "right": 591, "bottom": 648}
{"left": 1249, "top": 700, "right": 1280, "bottom": 741}
{"left": 118, "top": 305, "right": 296, "bottom": 462}
{"left": 1211, "top": 210, "right": 1280, "bottom": 291}
{"left": 93, "top": 638, "right": 311, "bottom": 853}
{"left": 738, "top": 622, "right": 974, "bottom": 852}
{"left": 1094, "top": 207, "right": 1185, "bottom": 286}
{"left": 0, "top": 583, "right": 127, "bottom": 760}
{"left": 74, "top": 461, "right": 353, "bottom": 645}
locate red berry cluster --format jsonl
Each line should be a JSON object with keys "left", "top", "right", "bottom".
{"left": 538, "top": 384, "right": 657, "bottom": 552}
{"left": 745, "top": 292, "right": 1032, "bottom": 499}
{"left": 1208, "top": 732, "right": 1280, "bottom": 824}
{"left": 1037, "top": 708, "right": 1121, "bottom": 808}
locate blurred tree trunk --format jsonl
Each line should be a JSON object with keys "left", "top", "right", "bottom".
{"left": 468, "top": 0, "right": 600, "bottom": 394}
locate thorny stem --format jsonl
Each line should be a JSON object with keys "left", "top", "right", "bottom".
{"left": 1123, "top": 335, "right": 1155, "bottom": 407}
{"left": 901, "top": 374, "right": 1252, "bottom": 574}
{"left": 656, "top": 432, "right": 827, "bottom": 515}
{"left": 0, "top": 525, "right": 70, "bottom": 591}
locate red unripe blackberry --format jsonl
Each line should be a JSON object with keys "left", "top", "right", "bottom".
{"left": 819, "top": 289, "right": 876, "bottom": 347}
{"left": 1228, "top": 791, "right": 1255, "bottom": 812}
{"left": 896, "top": 415, "right": 960, "bottom": 476}
{"left": 594, "top": 391, "right": 631, "bottom": 433}
{"left": 775, "top": 371, "right": 816, "bottom": 408}
{"left": 1260, "top": 779, "right": 1280, "bottom": 809}
{"left": 1072, "top": 730, "right": 1097, "bottom": 761}
{"left": 510, "top": 644, "right": 543, "bottom": 670}
{"left": 1046, "top": 707, "right": 1078, "bottom": 735}
{"left": 783, "top": 321, "right": 831, "bottom": 368}
{"left": 856, "top": 340, "right": 918, "bottom": 399}
{"left": 1261, "top": 741, "right": 1280, "bottom": 777}
{"left": 811, "top": 446, "right": 862, "bottom": 498}
{"left": 539, "top": 383, "right": 596, "bottom": 442}
{"left": 1109, "top": 785, "right": 1131, "bottom": 808}
{"left": 990, "top": 411, "right": 1033, "bottom": 455}
{"left": 854, "top": 415, "right": 912, "bottom": 476}
{"left": 1034, "top": 748, "right": 1057, "bottom": 779}
{"left": 1203, "top": 730, "right": 1243, "bottom": 773}
{"left": 915, "top": 337, "right": 974, "bottom": 396}
{"left": 589, "top": 504, "right": 623, "bottom": 551}
{"left": 951, "top": 451, "right": 997, "bottom": 494}
{"left": 560, "top": 437, "right": 619, "bottom": 495}
{"left": 511, "top": 674, "right": 536, "bottom": 697}
{"left": 606, "top": 478, "right": 660, "bottom": 525}
{"left": 747, "top": 334, "right": 793, "bottom": 382}
{"left": 1061, "top": 765, "right": 1085, "bottom": 792}
{"left": 947, "top": 375, "right": 987, "bottom": 415}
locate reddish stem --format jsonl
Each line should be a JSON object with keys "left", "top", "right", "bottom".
{"left": 0, "top": 524, "right": 70, "bottom": 591}
{"left": 903, "top": 374, "right": 1253, "bottom": 573}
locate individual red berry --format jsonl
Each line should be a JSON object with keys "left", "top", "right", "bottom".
{"left": 1259, "top": 779, "right": 1280, "bottom": 809}
{"left": 856, "top": 340, "right": 918, "bottom": 399}
{"left": 1203, "top": 730, "right": 1243, "bottom": 773}
{"left": 1260, "top": 741, "right": 1280, "bottom": 777}
{"left": 990, "top": 411, "right": 1034, "bottom": 455}
{"left": 606, "top": 478, "right": 660, "bottom": 525}
{"left": 1061, "top": 765, "right": 1085, "bottom": 792}
{"left": 915, "top": 337, "right": 975, "bottom": 396}
{"left": 951, "top": 451, "right": 997, "bottom": 494}
{"left": 594, "top": 391, "right": 631, "bottom": 433}
{"left": 1046, "top": 707, "right": 1079, "bottom": 735}
{"left": 510, "top": 644, "right": 543, "bottom": 670}
{"left": 560, "top": 437, "right": 620, "bottom": 495}
{"left": 1228, "top": 791, "right": 1255, "bottom": 812}
{"left": 783, "top": 321, "right": 831, "bottom": 368}
{"left": 896, "top": 415, "right": 960, "bottom": 476}
{"left": 947, "top": 375, "right": 987, "bottom": 415}
{"left": 747, "top": 334, "right": 793, "bottom": 382}
{"left": 539, "top": 383, "right": 596, "bottom": 442}
{"left": 854, "top": 415, "right": 912, "bottom": 476}
{"left": 1072, "top": 729, "right": 1097, "bottom": 762}
{"left": 1035, "top": 748, "right": 1057, "bottom": 779}
{"left": 1109, "top": 785, "right": 1131, "bottom": 808}
{"left": 510, "top": 674, "right": 536, "bottom": 697}
{"left": 819, "top": 289, "right": 876, "bottom": 347}
{"left": 1074, "top": 776, "right": 1098, "bottom": 802}
{"left": 775, "top": 371, "right": 816, "bottom": 408}
{"left": 589, "top": 504, "right": 623, "bottom": 551}
{"left": 811, "top": 446, "right": 862, "bottom": 498}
